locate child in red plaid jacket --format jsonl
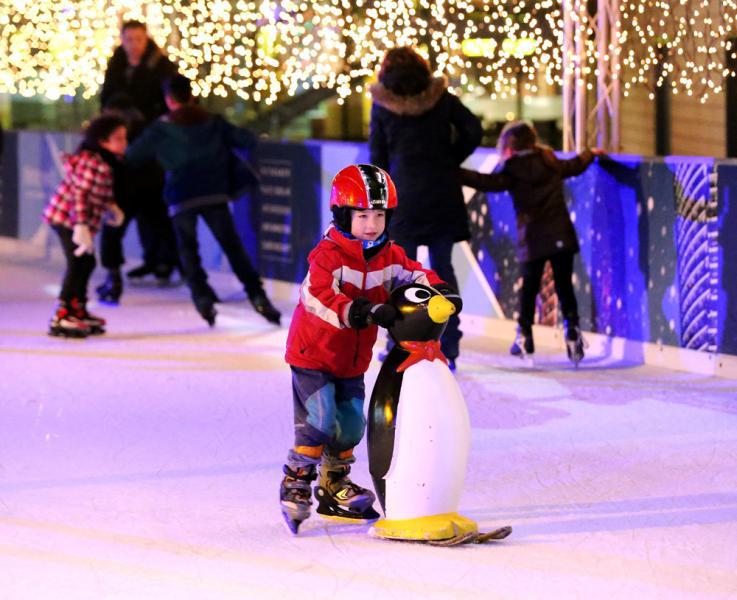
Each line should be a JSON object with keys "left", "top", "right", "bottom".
{"left": 43, "top": 115, "right": 127, "bottom": 338}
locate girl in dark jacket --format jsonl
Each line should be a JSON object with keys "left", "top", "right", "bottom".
{"left": 369, "top": 47, "right": 482, "bottom": 368}
{"left": 460, "top": 121, "right": 603, "bottom": 365}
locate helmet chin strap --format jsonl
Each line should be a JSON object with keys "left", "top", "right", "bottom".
{"left": 361, "top": 232, "right": 387, "bottom": 250}
{"left": 335, "top": 228, "right": 387, "bottom": 250}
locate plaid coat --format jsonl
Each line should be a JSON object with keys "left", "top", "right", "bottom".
{"left": 43, "top": 150, "right": 115, "bottom": 233}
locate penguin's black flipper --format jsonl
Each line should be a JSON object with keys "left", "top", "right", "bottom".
{"left": 367, "top": 346, "right": 405, "bottom": 512}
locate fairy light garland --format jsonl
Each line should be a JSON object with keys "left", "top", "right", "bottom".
{"left": 0, "top": 0, "right": 734, "bottom": 105}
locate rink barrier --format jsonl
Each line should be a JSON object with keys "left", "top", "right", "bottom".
{"left": 1, "top": 131, "right": 736, "bottom": 368}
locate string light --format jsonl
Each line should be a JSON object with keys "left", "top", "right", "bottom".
{"left": 0, "top": 1, "right": 734, "bottom": 104}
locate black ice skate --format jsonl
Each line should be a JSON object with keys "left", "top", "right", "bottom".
{"left": 565, "top": 325, "right": 587, "bottom": 368}
{"left": 127, "top": 263, "right": 156, "bottom": 280}
{"left": 314, "top": 464, "right": 380, "bottom": 524}
{"left": 250, "top": 293, "right": 281, "bottom": 325}
{"left": 96, "top": 270, "right": 123, "bottom": 304}
{"left": 280, "top": 464, "right": 317, "bottom": 534}
{"left": 154, "top": 264, "right": 177, "bottom": 286}
{"left": 510, "top": 326, "right": 534, "bottom": 357}
{"left": 71, "top": 299, "right": 106, "bottom": 335}
{"left": 197, "top": 303, "right": 217, "bottom": 327}
{"left": 48, "top": 302, "right": 91, "bottom": 338}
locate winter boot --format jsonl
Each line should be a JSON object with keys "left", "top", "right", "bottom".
{"left": 565, "top": 322, "right": 586, "bottom": 367}
{"left": 510, "top": 325, "right": 534, "bottom": 357}
{"left": 71, "top": 298, "right": 106, "bottom": 335}
{"left": 314, "top": 459, "right": 380, "bottom": 523}
{"left": 96, "top": 269, "right": 123, "bottom": 304}
{"left": 48, "top": 301, "right": 90, "bottom": 338}
{"left": 280, "top": 464, "right": 317, "bottom": 534}
{"left": 250, "top": 292, "right": 281, "bottom": 325}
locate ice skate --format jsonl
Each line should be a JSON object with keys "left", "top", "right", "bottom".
{"left": 280, "top": 464, "right": 316, "bottom": 534}
{"left": 314, "top": 463, "right": 380, "bottom": 524}
{"left": 250, "top": 293, "right": 281, "bottom": 325}
{"left": 204, "top": 285, "right": 221, "bottom": 304}
{"left": 48, "top": 302, "right": 90, "bottom": 338}
{"left": 565, "top": 325, "right": 586, "bottom": 368}
{"left": 71, "top": 299, "right": 106, "bottom": 335}
{"left": 127, "top": 263, "right": 155, "bottom": 280}
{"left": 510, "top": 326, "right": 534, "bottom": 357}
{"left": 197, "top": 303, "right": 217, "bottom": 327}
{"left": 96, "top": 270, "right": 122, "bottom": 304}
{"left": 154, "top": 263, "right": 177, "bottom": 286}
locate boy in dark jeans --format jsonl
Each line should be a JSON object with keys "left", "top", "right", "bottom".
{"left": 126, "top": 75, "right": 280, "bottom": 326}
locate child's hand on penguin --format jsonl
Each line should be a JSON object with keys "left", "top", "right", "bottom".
{"left": 348, "top": 298, "right": 398, "bottom": 329}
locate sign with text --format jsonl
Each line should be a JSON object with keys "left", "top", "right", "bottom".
{"left": 253, "top": 142, "right": 322, "bottom": 283}
{"left": 0, "top": 131, "right": 18, "bottom": 237}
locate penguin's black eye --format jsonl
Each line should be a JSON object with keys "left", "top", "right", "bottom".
{"left": 404, "top": 287, "right": 432, "bottom": 304}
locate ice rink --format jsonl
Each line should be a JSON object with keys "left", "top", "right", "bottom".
{"left": 2, "top": 256, "right": 736, "bottom": 599}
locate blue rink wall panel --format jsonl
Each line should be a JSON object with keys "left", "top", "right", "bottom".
{"left": 5, "top": 131, "right": 737, "bottom": 356}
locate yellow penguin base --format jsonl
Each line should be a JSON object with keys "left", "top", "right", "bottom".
{"left": 369, "top": 513, "right": 478, "bottom": 542}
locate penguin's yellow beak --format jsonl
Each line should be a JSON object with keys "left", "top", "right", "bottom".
{"left": 428, "top": 294, "right": 456, "bottom": 324}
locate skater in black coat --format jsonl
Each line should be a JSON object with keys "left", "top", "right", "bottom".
{"left": 459, "top": 120, "right": 604, "bottom": 364}
{"left": 100, "top": 21, "right": 177, "bottom": 125}
{"left": 369, "top": 47, "right": 482, "bottom": 367}
{"left": 97, "top": 21, "right": 180, "bottom": 297}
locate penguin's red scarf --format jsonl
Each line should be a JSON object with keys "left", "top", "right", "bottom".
{"left": 396, "top": 340, "right": 448, "bottom": 373}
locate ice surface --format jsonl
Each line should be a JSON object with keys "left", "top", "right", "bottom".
{"left": 1, "top": 257, "right": 736, "bottom": 599}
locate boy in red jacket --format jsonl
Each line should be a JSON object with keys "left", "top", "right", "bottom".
{"left": 280, "top": 164, "right": 461, "bottom": 533}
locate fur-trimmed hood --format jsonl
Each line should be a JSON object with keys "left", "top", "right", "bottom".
{"left": 369, "top": 76, "right": 447, "bottom": 116}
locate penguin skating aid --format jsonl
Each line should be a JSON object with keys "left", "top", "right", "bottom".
{"left": 367, "top": 284, "right": 511, "bottom": 545}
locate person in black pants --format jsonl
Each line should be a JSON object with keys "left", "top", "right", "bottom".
{"left": 42, "top": 115, "right": 127, "bottom": 337}
{"left": 369, "top": 47, "right": 482, "bottom": 370}
{"left": 98, "top": 20, "right": 179, "bottom": 296}
{"left": 459, "top": 120, "right": 604, "bottom": 364}
{"left": 96, "top": 93, "right": 179, "bottom": 303}
{"left": 126, "top": 75, "right": 280, "bottom": 327}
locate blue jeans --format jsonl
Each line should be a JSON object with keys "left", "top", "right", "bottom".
{"left": 290, "top": 366, "right": 366, "bottom": 453}
{"left": 171, "top": 203, "right": 263, "bottom": 310}
{"left": 392, "top": 237, "right": 463, "bottom": 359}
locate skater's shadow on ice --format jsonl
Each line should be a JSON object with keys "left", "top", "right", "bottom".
{"left": 293, "top": 522, "right": 374, "bottom": 539}
{"left": 460, "top": 369, "right": 576, "bottom": 430}
{"left": 468, "top": 492, "right": 737, "bottom": 539}
{"left": 0, "top": 462, "right": 276, "bottom": 493}
{"left": 461, "top": 348, "right": 645, "bottom": 376}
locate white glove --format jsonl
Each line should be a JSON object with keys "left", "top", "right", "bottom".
{"left": 72, "top": 224, "right": 94, "bottom": 257}
{"left": 105, "top": 203, "right": 125, "bottom": 227}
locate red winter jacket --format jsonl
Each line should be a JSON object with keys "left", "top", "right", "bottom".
{"left": 285, "top": 227, "right": 444, "bottom": 378}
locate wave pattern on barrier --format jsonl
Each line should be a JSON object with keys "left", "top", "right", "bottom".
{"left": 674, "top": 162, "right": 719, "bottom": 352}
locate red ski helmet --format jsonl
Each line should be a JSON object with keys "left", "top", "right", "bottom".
{"left": 329, "top": 164, "right": 398, "bottom": 210}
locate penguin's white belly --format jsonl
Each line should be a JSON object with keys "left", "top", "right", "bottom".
{"left": 383, "top": 359, "right": 471, "bottom": 520}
